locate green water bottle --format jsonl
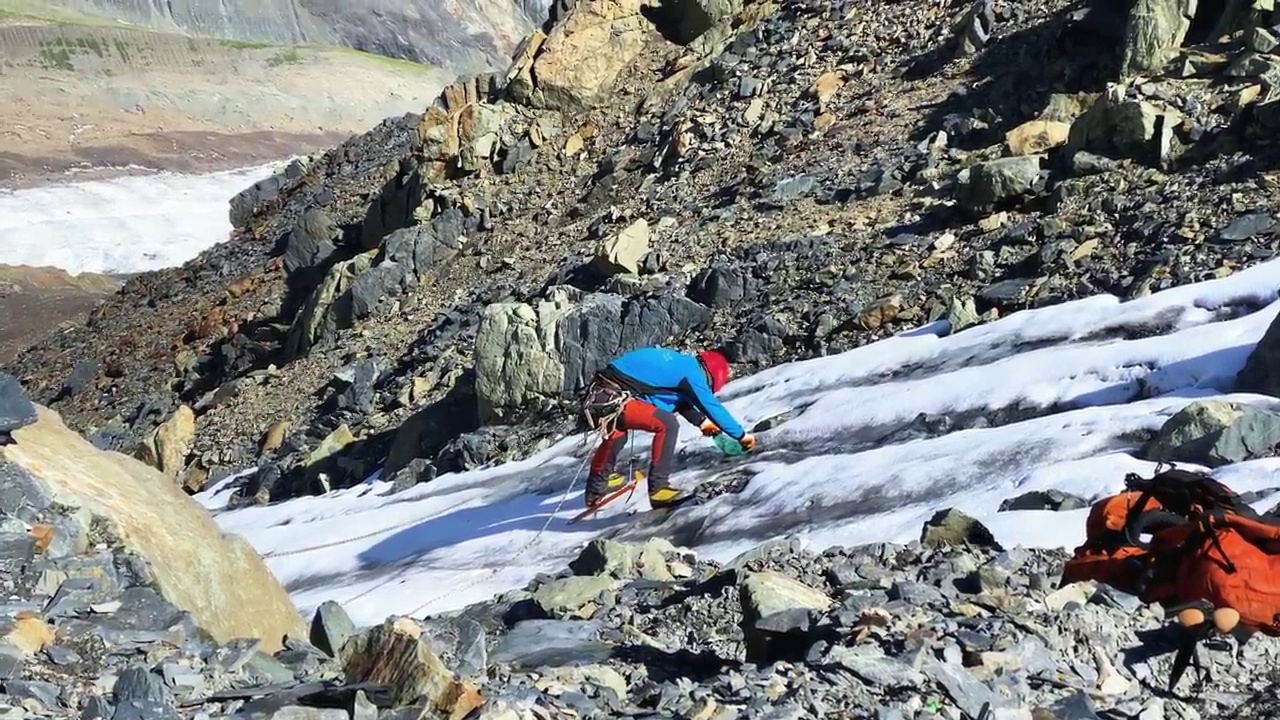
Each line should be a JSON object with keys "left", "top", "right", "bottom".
{"left": 712, "top": 433, "right": 748, "bottom": 456}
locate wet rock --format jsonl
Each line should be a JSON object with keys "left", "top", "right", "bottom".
{"left": 491, "top": 620, "right": 613, "bottom": 668}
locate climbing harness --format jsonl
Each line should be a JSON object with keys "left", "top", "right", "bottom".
{"left": 580, "top": 374, "right": 632, "bottom": 443}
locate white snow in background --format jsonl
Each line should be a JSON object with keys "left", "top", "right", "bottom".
{"left": 0, "top": 164, "right": 278, "bottom": 276}
{"left": 203, "top": 257, "right": 1280, "bottom": 626}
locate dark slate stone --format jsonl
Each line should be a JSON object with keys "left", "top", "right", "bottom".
{"left": 310, "top": 601, "right": 356, "bottom": 659}
{"left": 5, "top": 680, "right": 62, "bottom": 709}
{"left": 386, "top": 458, "right": 438, "bottom": 494}
{"left": 111, "top": 666, "right": 180, "bottom": 720}
{"left": 491, "top": 620, "right": 613, "bottom": 668}
{"left": 80, "top": 694, "right": 113, "bottom": 720}
{"left": 687, "top": 265, "right": 755, "bottom": 308}
{"left": 977, "top": 277, "right": 1036, "bottom": 307}
{"left": 1215, "top": 213, "right": 1278, "bottom": 243}
{"left": 282, "top": 209, "right": 339, "bottom": 276}
{"left": 0, "top": 374, "right": 37, "bottom": 437}
{"left": 557, "top": 293, "right": 712, "bottom": 393}
{"left": 98, "top": 588, "right": 189, "bottom": 634}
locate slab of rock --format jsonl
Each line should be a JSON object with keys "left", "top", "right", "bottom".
{"left": 4, "top": 406, "right": 305, "bottom": 652}
{"left": 594, "top": 219, "right": 651, "bottom": 276}
{"left": 343, "top": 617, "right": 470, "bottom": 709}
{"left": 0, "top": 374, "right": 37, "bottom": 441}
{"left": 1142, "top": 399, "right": 1280, "bottom": 467}
{"left": 533, "top": 575, "right": 619, "bottom": 618}
{"left": 135, "top": 405, "right": 196, "bottom": 479}
{"left": 921, "top": 509, "right": 1003, "bottom": 551}
{"left": 529, "top": 0, "right": 652, "bottom": 111}
{"left": 739, "top": 571, "right": 834, "bottom": 664}
{"left": 998, "top": 490, "right": 1089, "bottom": 512}
{"left": 310, "top": 601, "right": 356, "bottom": 661}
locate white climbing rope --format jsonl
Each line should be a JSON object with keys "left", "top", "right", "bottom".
{"left": 403, "top": 450, "right": 594, "bottom": 618}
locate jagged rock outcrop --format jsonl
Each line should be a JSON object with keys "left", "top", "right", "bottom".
{"left": 474, "top": 286, "right": 710, "bottom": 420}
{"left": 3, "top": 405, "right": 305, "bottom": 651}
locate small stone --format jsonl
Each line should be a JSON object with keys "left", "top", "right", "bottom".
{"left": 998, "top": 490, "right": 1089, "bottom": 512}
{"left": 1005, "top": 120, "right": 1070, "bottom": 156}
{"left": 1045, "top": 581, "right": 1097, "bottom": 611}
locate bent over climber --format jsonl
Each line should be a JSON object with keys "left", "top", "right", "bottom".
{"left": 580, "top": 346, "right": 755, "bottom": 510}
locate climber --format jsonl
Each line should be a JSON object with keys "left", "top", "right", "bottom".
{"left": 580, "top": 346, "right": 755, "bottom": 510}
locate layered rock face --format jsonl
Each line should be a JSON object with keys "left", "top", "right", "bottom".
{"left": 40, "top": 0, "right": 551, "bottom": 73}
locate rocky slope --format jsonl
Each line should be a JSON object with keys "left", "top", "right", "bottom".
{"left": 11, "top": 0, "right": 1280, "bottom": 507}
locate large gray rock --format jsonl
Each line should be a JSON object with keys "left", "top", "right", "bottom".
{"left": 474, "top": 287, "right": 710, "bottom": 421}
{"left": 921, "top": 509, "right": 1003, "bottom": 551}
{"left": 1067, "top": 86, "right": 1182, "bottom": 165}
{"left": 0, "top": 374, "right": 37, "bottom": 440}
{"left": 1238, "top": 313, "right": 1280, "bottom": 397}
{"left": 1142, "top": 400, "right": 1280, "bottom": 467}
{"left": 1120, "top": 0, "right": 1197, "bottom": 77}
{"left": 957, "top": 157, "right": 1043, "bottom": 211}
{"left": 351, "top": 208, "right": 467, "bottom": 319}
{"left": 738, "top": 570, "right": 834, "bottom": 665}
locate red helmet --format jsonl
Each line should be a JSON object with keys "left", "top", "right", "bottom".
{"left": 698, "top": 349, "right": 731, "bottom": 392}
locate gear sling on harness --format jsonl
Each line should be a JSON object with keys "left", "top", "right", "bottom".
{"left": 581, "top": 373, "right": 632, "bottom": 440}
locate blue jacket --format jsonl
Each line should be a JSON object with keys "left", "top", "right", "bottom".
{"left": 603, "top": 346, "right": 746, "bottom": 439}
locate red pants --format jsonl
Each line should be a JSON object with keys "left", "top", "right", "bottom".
{"left": 589, "top": 399, "right": 678, "bottom": 491}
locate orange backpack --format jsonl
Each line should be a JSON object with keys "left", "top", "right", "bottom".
{"left": 1060, "top": 468, "right": 1280, "bottom": 690}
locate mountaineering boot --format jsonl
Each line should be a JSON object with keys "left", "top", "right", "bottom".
{"left": 585, "top": 472, "right": 630, "bottom": 509}
{"left": 649, "top": 485, "right": 690, "bottom": 509}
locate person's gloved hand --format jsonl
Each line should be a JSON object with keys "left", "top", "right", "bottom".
{"left": 739, "top": 434, "right": 757, "bottom": 452}
{"left": 700, "top": 420, "right": 721, "bottom": 437}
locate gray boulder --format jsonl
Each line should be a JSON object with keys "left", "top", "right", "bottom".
{"left": 738, "top": 570, "right": 834, "bottom": 665}
{"left": 1120, "top": 0, "right": 1196, "bottom": 77}
{"left": 1142, "top": 399, "right": 1280, "bottom": 467}
{"left": 957, "top": 156, "right": 1043, "bottom": 211}
{"left": 0, "top": 374, "right": 37, "bottom": 441}
{"left": 474, "top": 287, "right": 710, "bottom": 421}
{"left": 1237, "top": 312, "right": 1280, "bottom": 397}
{"left": 1066, "top": 86, "right": 1182, "bottom": 165}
